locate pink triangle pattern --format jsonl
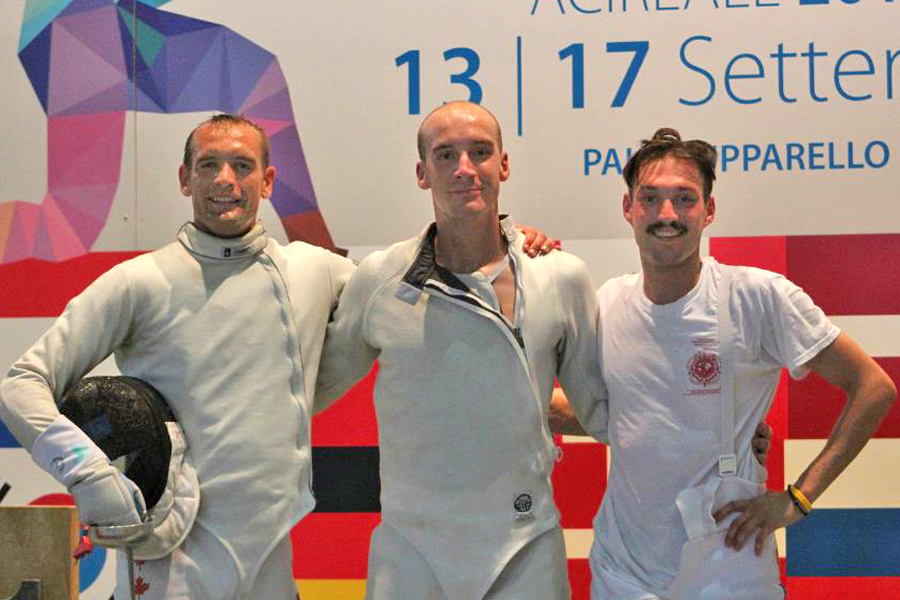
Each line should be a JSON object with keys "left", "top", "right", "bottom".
{"left": 42, "top": 194, "right": 90, "bottom": 259}
{"left": 47, "top": 19, "right": 127, "bottom": 116}
{"left": 237, "top": 58, "right": 284, "bottom": 114}
{"left": 251, "top": 118, "right": 294, "bottom": 137}
{"left": 55, "top": 5, "right": 125, "bottom": 76}
{"left": 48, "top": 112, "right": 124, "bottom": 193}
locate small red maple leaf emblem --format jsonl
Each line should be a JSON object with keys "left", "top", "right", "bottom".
{"left": 135, "top": 577, "right": 151, "bottom": 597}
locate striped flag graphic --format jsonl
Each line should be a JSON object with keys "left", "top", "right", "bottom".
{"left": 2, "top": 234, "right": 897, "bottom": 599}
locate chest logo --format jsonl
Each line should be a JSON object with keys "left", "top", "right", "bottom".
{"left": 514, "top": 493, "right": 534, "bottom": 520}
{"left": 687, "top": 349, "right": 721, "bottom": 387}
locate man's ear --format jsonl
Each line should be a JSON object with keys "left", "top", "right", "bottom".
{"left": 179, "top": 164, "right": 191, "bottom": 197}
{"left": 704, "top": 195, "right": 716, "bottom": 227}
{"left": 416, "top": 161, "right": 430, "bottom": 190}
{"left": 262, "top": 165, "right": 275, "bottom": 199}
{"left": 622, "top": 192, "right": 634, "bottom": 224}
{"left": 499, "top": 150, "right": 510, "bottom": 182}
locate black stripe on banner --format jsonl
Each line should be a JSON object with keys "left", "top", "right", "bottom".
{"left": 0, "top": 481, "right": 10, "bottom": 504}
{"left": 311, "top": 446, "right": 381, "bottom": 513}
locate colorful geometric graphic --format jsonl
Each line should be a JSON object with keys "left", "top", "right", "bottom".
{"left": 2, "top": 0, "right": 335, "bottom": 264}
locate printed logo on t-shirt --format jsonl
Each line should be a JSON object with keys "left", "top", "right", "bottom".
{"left": 685, "top": 339, "right": 722, "bottom": 396}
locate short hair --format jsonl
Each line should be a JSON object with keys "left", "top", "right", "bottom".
{"left": 182, "top": 113, "right": 270, "bottom": 169}
{"left": 622, "top": 128, "right": 717, "bottom": 201}
{"left": 416, "top": 101, "right": 503, "bottom": 161}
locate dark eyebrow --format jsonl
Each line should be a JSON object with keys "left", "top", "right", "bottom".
{"left": 638, "top": 185, "right": 697, "bottom": 193}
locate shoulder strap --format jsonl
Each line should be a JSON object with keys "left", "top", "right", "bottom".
{"left": 717, "top": 264, "right": 737, "bottom": 476}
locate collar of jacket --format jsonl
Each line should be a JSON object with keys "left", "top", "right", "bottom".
{"left": 395, "top": 215, "right": 519, "bottom": 305}
{"left": 176, "top": 221, "right": 268, "bottom": 260}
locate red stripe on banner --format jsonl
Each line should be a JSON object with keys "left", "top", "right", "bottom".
{"left": 765, "top": 371, "right": 789, "bottom": 491}
{"left": 789, "top": 358, "right": 900, "bottom": 439}
{"left": 568, "top": 558, "right": 591, "bottom": 600}
{"left": 786, "top": 576, "right": 900, "bottom": 599}
{"left": 553, "top": 441, "right": 607, "bottom": 528}
{"left": 786, "top": 234, "right": 900, "bottom": 316}
{"left": 709, "top": 235, "right": 787, "bottom": 274}
{"left": 291, "top": 512, "right": 380, "bottom": 579}
{"left": 0, "top": 252, "right": 145, "bottom": 317}
{"left": 311, "top": 364, "right": 379, "bottom": 446}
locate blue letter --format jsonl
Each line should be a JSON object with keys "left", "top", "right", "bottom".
{"left": 827, "top": 143, "right": 845, "bottom": 169}
{"left": 603, "top": 149, "right": 624, "bottom": 175}
{"left": 761, "top": 144, "right": 783, "bottom": 171}
{"left": 571, "top": 0, "right": 604, "bottom": 11}
{"left": 585, "top": 149, "right": 602, "bottom": 175}
{"left": 786, "top": 143, "right": 805, "bottom": 170}
{"left": 865, "top": 141, "right": 889, "bottom": 168}
{"left": 721, "top": 144, "right": 739, "bottom": 171}
{"left": 801, "top": 42, "right": 829, "bottom": 102}
{"left": 743, "top": 144, "right": 761, "bottom": 170}
{"left": 680, "top": 36, "right": 715, "bottom": 106}
{"left": 725, "top": 53, "right": 764, "bottom": 104}
{"left": 834, "top": 50, "right": 875, "bottom": 101}
{"left": 808, "top": 142, "right": 825, "bottom": 170}
{"left": 532, "top": 0, "right": 566, "bottom": 14}
{"left": 887, "top": 50, "right": 900, "bottom": 99}
{"left": 847, "top": 142, "right": 864, "bottom": 169}
{"left": 770, "top": 43, "right": 798, "bottom": 103}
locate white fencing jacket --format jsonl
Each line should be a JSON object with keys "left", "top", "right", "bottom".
{"left": 317, "top": 217, "right": 608, "bottom": 599}
{"left": 0, "top": 222, "right": 355, "bottom": 594}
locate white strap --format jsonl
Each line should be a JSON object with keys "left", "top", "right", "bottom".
{"left": 717, "top": 266, "right": 737, "bottom": 476}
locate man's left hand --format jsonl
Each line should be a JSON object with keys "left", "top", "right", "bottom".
{"left": 713, "top": 490, "right": 804, "bottom": 555}
{"left": 518, "top": 225, "right": 559, "bottom": 257}
{"left": 752, "top": 421, "right": 772, "bottom": 465}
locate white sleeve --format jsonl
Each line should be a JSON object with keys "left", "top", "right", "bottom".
{"left": 757, "top": 272, "right": 840, "bottom": 379}
{"left": 553, "top": 254, "right": 609, "bottom": 443}
{"left": 313, "top": 258, "right": 382, "bottom": 414}
{"left": 0, "top": 265, "right": 136, "bottom": 450}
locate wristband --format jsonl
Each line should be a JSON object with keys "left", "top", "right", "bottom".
{"left": 787, "top": 484, "right": 812, "bottom": 516}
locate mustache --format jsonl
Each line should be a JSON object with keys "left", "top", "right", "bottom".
{"left": 647, "top": 221, "right": 688, "bottom": 235}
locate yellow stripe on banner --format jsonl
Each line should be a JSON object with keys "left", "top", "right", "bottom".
{"left": 564, "top": 528, "right": 594, "bottom": 559}
{"left": 784, "top": 438, "right": 900, "bottom": 508}
{"left": 296, "top": 579, "right": 366, "bottom": 600}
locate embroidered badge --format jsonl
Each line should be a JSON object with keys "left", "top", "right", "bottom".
{"left": 687, "top": 349, "right": 721, "bottom": 387}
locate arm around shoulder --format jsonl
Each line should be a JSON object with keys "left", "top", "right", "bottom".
{"left": 313, "top": 256, "right": 384, "bottom": 414}
{"left": 551, "top": 253, "right": 609, "bottom": 442}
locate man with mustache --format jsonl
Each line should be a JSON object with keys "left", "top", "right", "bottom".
{"left": 315, "top": 100, "right": 608, "bottom": 599}
{"left": 582, "top": 128, "right": 895, "bottom": 599}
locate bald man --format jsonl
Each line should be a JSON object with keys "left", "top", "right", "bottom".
{"left": 315, "top": 102, "right": 608, "bottom": 600}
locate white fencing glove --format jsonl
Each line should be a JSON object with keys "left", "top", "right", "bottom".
{"left": 32, "top": 413, "right": 146, "bottom": 526}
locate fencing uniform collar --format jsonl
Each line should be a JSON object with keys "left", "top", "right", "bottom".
{"left": 396, "top": 216, "right": 518, "bottom": 304}
{"left": 177, "top": 221, "right": 268, "bottom": 260}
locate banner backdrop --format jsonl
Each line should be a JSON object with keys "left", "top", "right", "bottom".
{"left": 1, "top": 1, "right": 898, "bottom": 598}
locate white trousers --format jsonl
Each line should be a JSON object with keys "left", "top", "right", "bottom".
{"left": 365, "top": 522, "right": 571, "bottom": 600}
{"left": 114, "top": 522, "right": 297, "bottom": 600}
{"left": 591, "top": 559, "right": 662, "bottom": 600}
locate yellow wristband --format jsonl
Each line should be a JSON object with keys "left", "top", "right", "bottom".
{"left": 787, "top": 484, "right": 813, "bottom": 515}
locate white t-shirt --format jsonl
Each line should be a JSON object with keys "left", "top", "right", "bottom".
{"left": 590, "top": 258, "right": 839, "bottom": 595}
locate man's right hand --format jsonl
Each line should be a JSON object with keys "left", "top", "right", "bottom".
{"left": 70, "top": 460, "right": 146, "bottom": 526}
{"left": 31, "top": 414, "right": 146, "bottom": 526}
